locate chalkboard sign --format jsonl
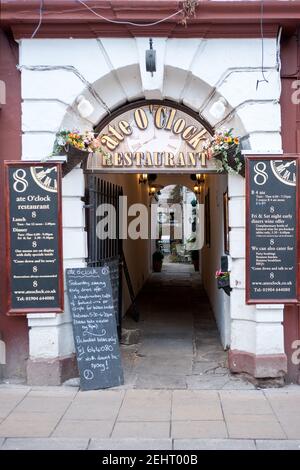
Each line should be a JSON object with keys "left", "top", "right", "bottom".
{"left": 99, "top": 257, "right": 121, "bottom": 332}
{"left": 66, "top": 267, "right": 124, "bottom": 391}
{"left": 5, "top": 162, "right": 63, "bottom": 315}
{"left": 246, "top": 156, "right": 299, "bottom": 303}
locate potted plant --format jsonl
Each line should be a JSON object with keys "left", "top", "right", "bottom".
{"left": 215, "top": 269, "right": 232, "bottom": 296}
{"left": 53, "top": 130, "right": 107, "bottom": 177}
{"left": 152, "top": 250, "right": 164, "bottom": 272}
{"left": 191, "top": 250, "right": 199, "bottom": 271}
{"left": 203, "top": 129, "right": 245, "bottom": 177}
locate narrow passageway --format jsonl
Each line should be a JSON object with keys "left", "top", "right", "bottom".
{"left": 121, "top": 264, "right": 254, "bottom": 390}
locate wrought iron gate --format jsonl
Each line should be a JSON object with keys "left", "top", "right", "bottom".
{"left": 85, "top": 174, "right": 123, "bottom": 336}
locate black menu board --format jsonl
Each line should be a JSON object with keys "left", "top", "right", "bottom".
{"left": 99, "top": 257, "right": 121, "bottom": 330}
{"left": 5, "top": 162, "right": 63, "bottom": 315}
{"left": 246, "top": 156, "right": 299, "bottom": 303}
{"left": 66, "top": 266, "right": 124, "bottom": 391}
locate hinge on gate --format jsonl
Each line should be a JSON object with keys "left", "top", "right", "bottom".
{"left": 83, "top": 204, "right": 94, "bottom": 209}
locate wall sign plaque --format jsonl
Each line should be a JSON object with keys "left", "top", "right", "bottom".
{"left": 246, "top": 155, "right": 299, "bottom": 304}
{"left": 66, "top": 267, "right": 124, "bottom": 391}
{"left": 5, "top": 162, "right": 63, "bottom": 315}
{"left": 87, "top": 100, "right": 217, "bottom": 174}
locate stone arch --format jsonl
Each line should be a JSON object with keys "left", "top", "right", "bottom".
{"left": 59, "top": 63, "right": 248, "bottom": 144}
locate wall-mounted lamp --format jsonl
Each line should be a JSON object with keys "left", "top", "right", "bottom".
{"left": 209, "top": 97, "right": 227, "bottom": 120}
{"left": 139, "top": 174, "right": 148, "bottom": 184}
{"left": 76, "top": 95, "right": 94, "bottom": 118}
{"left": 146, "top": 38, "right": 156, "bottom": 76}
{"left": 149, "top": 185, "right": 156, "bottom": 196}
{"left": 193, "top": 184, "right": 202, "bottom": 195}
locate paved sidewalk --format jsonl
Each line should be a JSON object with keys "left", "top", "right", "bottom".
{"left": 0, "top": 385, "right": 300, "bottom": 449}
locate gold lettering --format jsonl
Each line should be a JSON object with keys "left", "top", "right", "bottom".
{"left": 108, "top": 124, "right": 124, "bottom": 142}
{"left": 144, "top": 152, "right": 153, "bottom": 166}
{"left": 182, "top": 125, "right": 197, "bottom": 141}
{"left": 177, "top": 152, "right": 186, "bottom": 167}
{"left": 173, "top": 118, "right": 186, "bottom": 134}
{"left": 153, "top": 152, "right": 162, "bottom": 166}
{"left": 114, "top": 153, "right": 123, "bottom": 166}
{"left": 154, "top": 106, "right": 166, "bottom": 129}
{"left": 119, "top": 120, "right": 132, "bottom": 136}
{"left": 187, "top": 129, "right": 207, "bottom": 150}
{"left": 165, "top": 108, "right": 177, "bottom": 130}
{"left": 164, "top": 152, "right": 175, "bottom": 167}
{"left": 187, "top": 152, "right": 197, "bottom": 167}
{"left": 134, "top": 108, "right": 148, "bottom": 130}
{"left": 135, "top": 152, "right": 143, "bottom": 167}
{"left": 102, "top": 154, "right": 112, "bottom": 166}
{"left": 201, "top": 152, "right": 207, "bottom": 167}
{"left": 101, "top": 135, "right": 119, "bottom": 151}
{"left": 123, "top": 152, "right": 133, "bottom": 166}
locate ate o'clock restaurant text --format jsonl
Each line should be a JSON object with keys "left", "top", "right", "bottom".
{"left": 0, "top": 1, "right": 300, "bottom": 387}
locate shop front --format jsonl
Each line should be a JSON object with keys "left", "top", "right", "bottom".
{"left": 0, "top": 1, "right": 299, "bottom": 386}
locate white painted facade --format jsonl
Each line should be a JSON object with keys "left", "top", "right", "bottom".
{"left": 18, "top": 37, "right": 283, "bottom": 368}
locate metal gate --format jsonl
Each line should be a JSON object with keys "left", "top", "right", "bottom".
{"left": 85, "top": 174, "right": 123, "bottom": 336}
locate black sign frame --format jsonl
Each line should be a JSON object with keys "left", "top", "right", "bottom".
{"left": 246, "top": 154, "right": 300, "bottom": 304}
{"left": 66, "top": 266, "right": 124, "bottom": 391}
{"left": 5, "top": 161, "right": 64, "bottom": 316}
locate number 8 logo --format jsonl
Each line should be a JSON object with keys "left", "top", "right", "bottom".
{"left": 254, "top": 162, "right": 268, "bottom": 186}
{"left": 13, "top": 169, "right": 28, "bottom": 193}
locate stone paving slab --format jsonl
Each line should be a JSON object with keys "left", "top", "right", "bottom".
{"left": 14, "top": 396, "right": 71, "bottom": 415}
{"left": 1, "top": 438, "right": 89, "bottom": 450}
{"left": 172, "top": 390, "right": 223, "bottom": 421}
{"left": 255, "top": 440, "right": 300, "bottom": 450}
{"left": 0, "top": 388, "right": 30, "bottom": 420}
{"left": 111, "top": 421, "right": 170, "bottom": 439}
{"left": 52, "top": 419, "right": 115, "bottom": 438}
{"left": 88, "top": 438, "right": 172, "bottom": 450}
{"left": 219, "top": 390, "right": 274, "bottom": 415}
{"left": 118, "top": 390, "right": 171, "bottom": 422}
{"left": 173, "top": 439, "right": 256, "bottom": 450}
{"left": 276, "top": 417, "right": 300, "bottom": 439}
{"left": 171, "top": 420, "right": 227, "bottom": 439}
{"left": 64, "top": 390, "right": 124, "bottom": 421}
{"left": 0, "top": 412, "right": 61, "bottom": 438}
{"left": 226, "top": 414, "right": 286, "bottom": 439}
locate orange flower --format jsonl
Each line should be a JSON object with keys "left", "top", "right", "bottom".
{"left": 234, "top": 137, "right": 239, "bottom": 145}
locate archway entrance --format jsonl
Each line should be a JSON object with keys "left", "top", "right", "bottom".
{"left": 80, "top": 100, "right": 246, "bottom": 388}
{"left": 83, "top": 170, "right": 240, "bottom": 388}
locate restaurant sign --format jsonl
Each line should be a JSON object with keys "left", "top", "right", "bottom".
{"left": 5, "top": 162, "right": 64, "bottom": 315}
{"left": 246, "top": 155, "right": 299, "bottom": 304}
{"left": 87, "top": 103, "right": 216, "bottom": 173}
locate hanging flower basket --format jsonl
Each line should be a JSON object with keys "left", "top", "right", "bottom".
{"left": 52, "top": 130, "right": 106, "bottom": 177}
{"left": 203, "top": 129, "right": 245, "bottom": 177}
{"left": 215, "top": 270, "right": 232, "bottom": 296}
{"left": 213, "top": 144, "right": 245, "bottom": 177}
{"left": 61, "top": 144, "right": 89, "bottom": 177}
